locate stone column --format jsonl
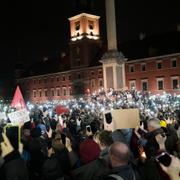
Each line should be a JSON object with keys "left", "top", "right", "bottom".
{"left": 105, "top": 0, "right": 117, "bottom": 50}
{"left": 100, "top": 0, "right": 127, "bottom": 91}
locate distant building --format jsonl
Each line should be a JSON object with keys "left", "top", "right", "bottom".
{"left": 17, "top": 11, "right": 180, "bottom": 103}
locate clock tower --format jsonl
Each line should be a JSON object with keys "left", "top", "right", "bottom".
{"left": 69, "top": 13, "right": 100, "bottom": 68}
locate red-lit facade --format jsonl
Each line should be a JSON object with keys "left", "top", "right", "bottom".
{"left": 126, "top": 53, "right": 180, "bottom": 94}
{"left": 17, "top": 13, "right": 180, "bottom": 103}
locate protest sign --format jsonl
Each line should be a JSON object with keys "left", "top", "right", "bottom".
{"left": 104, "top": 108, "right": 140, "bottom": 131}
{"left": 8, "top": 109, "right": 30, "bottom": 125}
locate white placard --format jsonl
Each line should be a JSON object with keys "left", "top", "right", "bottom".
{"left": 8, "top": 109, "right": 30, "bottom": 125}
{"left": 104, "top": 108, "right": 140, "bottom": 131}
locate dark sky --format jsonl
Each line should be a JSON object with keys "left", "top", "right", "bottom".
{"left": 0, "top": 0, "right": 179, "bottom": 97}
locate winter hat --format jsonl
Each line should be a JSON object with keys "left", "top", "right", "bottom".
{"left": 80, "top": 138, "right": 100, "bottom": 164}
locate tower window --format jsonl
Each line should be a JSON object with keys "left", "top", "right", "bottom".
{"left": 75, "top": 21, "right": 80, "bottom": 31}
{"left": 88, "top": 20, "right": 94, "bottom": 30}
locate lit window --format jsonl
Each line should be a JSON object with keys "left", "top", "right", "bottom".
{"left": 171, "top": 77, "right": 179, "bottom": 89}
{"left": 88, "top": 20, "right": 94, "bottom": 30}
{"left": 91, "top": 79, "right": 95, "bottom": 87}
{"left": 157, "top": 61, "right": 162, "bottom": 69}
{"left": 75, "top": 21, "right": 80, "bottom": 31}
{"left": 141, "top": 80, "right": 148, "bottom": 91}
{"left": 157, "top": 78, "right": 164, "bottom": 90}
{"left": 63, "top": 88, "right": 67, "bottom": 96}
{"left": 129, "top": 80, "right": 136, "bottom": 90}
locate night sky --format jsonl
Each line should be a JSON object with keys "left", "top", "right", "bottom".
{"left": 0, "top": 0, "right": 179, "bottom": 98}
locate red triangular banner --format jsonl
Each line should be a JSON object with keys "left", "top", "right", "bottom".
{"left": 11, "top": 86, "right": 26, "bottom": 109}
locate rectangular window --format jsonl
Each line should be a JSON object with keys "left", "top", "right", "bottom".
{"left": 157, "top": 78, "right": 164, "bottom": 90}
{"left": 33, "top": 90, "right": 36, "bottom": 98}
{"left": 75, "top": 21, "right": 80, "bottom": 31}
{"left": 129, "top": 65, "right": 135, "bottom": 72}
{"left": 141, "top": 63, "right": 146, "bottom": 71}
{"left": 68, "top": 75, "right": 71, "bottom": 80}
{"left": 141, "top": 80, "right": 148, "bottom": 91}
{"left": 171, "top": 77, "right": 179, "bottom": 89}
{"left": 51, "top": 77, "right": 54, "bottom": 82}
{"left": 62, "top": 76, "right": 65, "bottom": 81}
{"left": 69, "top": 87, "right": 72, "bottom": 95}
{"left": 129, "top": 80, "right": 136, "bottom": 90}
{"left": 51, "top": 89, "right": 54, "bottom": 96}
{"left": 88, "top": 20, "right": 94, "bottom": 30}
{"left": 91, "top": 71, "right": 94, "bottom": 76}
{"left": 33, "top": 79, "right": 36, "bottom": 84}
{"left": 57, "top": 77, "right": 59, "bottom": 82}
{"left": 56, "top": 88, "right": 60, "bottom": 96}
{"left": 98, "top": 69, "right": 102, "bottom": 75}
{"left": 157, "top": 61, "right": 162, "bottom": 69}
{"left": 91, "top": 79, "right": 95, "bottom": 87}
{"left": 44, "top": 89, "right": 48, "bottom": 97}
{"left": 39, "top": 90, "right": 42, "bottom": 97}
{"left": 171, "top": 58, "right": 177, "bottom": 68}
{"left": 44, "top": 78, "right": 47, "bottom": 84}
{"left": 63, "top": 88, "right": 67, "bottom": 96}
{"left": 99, "top": 79, "right": 103, "bottom": 87}
{"left": 78, "top": 73, "right": 81, "bottom": 79}
{"left": 38, "top": 79, "right": 41, "bottom": 84}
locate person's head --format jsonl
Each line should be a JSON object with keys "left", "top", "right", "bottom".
{"left": 109, "top": 142, "right": 130, "bottom": 168}
{"left": 98, "top": 130, "right": 113, "bottom": 150}
{"left": 147, "top": 118, "right": 161, "bottom": 132}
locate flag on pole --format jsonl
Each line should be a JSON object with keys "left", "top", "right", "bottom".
{"left": 11, "top": 86, "right": 27, "bottom": 109}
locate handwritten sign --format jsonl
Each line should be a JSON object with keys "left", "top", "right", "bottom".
{"left": 8, "top": 109, "right": 30, "bottom": 125}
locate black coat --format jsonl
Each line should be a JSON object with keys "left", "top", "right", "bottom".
{"left": 0, "top": 150, "right": 29, "bottom": 180}
{"left": 144, "top": 128, "right": 164, "bottom": 159}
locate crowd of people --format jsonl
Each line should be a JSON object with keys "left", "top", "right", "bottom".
{"left": 0, "top": 89, "right": 180, "bottom": 180}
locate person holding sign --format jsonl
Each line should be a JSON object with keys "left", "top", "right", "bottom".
{"left": 0, "top": 133, "right": 29, "bottom": 180}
